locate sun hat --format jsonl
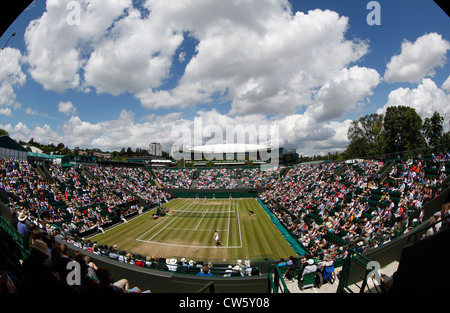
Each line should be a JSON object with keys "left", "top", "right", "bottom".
{"left": 170, "top": 258, "right": 177, "bottom": 265}
{"left": 18, "top": 212, "right": 27, "bottom": 222}
{"left": 31, "top": 239, "right": 50, "bottom": 256}
{"left": 307, "top": 259, "right": 314, "bottom": 265}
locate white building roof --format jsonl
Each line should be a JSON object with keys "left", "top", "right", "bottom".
{"left": 188, "top": 143, "right": 272, "bottom": 154}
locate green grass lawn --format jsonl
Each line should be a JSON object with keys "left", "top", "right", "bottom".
{"left": 90, "top": 198, "right": 295, "bottom": 262}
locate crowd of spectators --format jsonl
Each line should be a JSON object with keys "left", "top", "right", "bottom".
{"left": 240, "top": 167, "right": 281, "bottom": 188}
{"left": 194, "top": 168, "right": 239, "bottom": 189}
{"left": 153, "top": 168, "right": 194, "bottom": 189}
{"left": 0, "top": 221, "right": 151, "bottom": 294}
{"left": 260, "top": 153, "right": 450, "bottom": 254}
{"left": 147, "top": 166, "right": 283, "bottom": 190}
{"left": 186, "top": 167, "right": 282, "bottom": 189}
{"left": 92, "top": 166, "right": 171, "bottom": 205}
{"left": 1, "top": 159, "right": 171, "bottom": 237}
{"left": 1, "top": 152, "right": 449, "bottom": 293}
{"left": 61, "top": 236, "right": 261, "bottom": 278}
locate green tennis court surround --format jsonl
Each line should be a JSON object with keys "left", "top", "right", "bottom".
{"left": 90, "top": 198, "right": 296, "bottom": 262}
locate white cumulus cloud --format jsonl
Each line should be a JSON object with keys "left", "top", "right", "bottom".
{"left": 58, "top": 101, "right": 77, "bottom": 116}
{"left": 0, "top": 48, "right": 26, "bottom": 116}
{"left": 377, "top": 78, "right": 450, "bottom": 124}
{"left": 384, "top": 33, "right": 450, "bottom": 83}
{"left": 24, "top": 0, "right": 131, "bottom": 93}
{"left": 23, "top": 0, "right": 371, "bottom": 119}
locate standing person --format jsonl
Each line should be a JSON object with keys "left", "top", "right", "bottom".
{"left": 17, "top": 212, "right": 28, "bottom": 237}
{"left": 22, "top": 239, "right": 60, "bottom": 293}
{"left": 213, "top": 230, "right": 223, "bottom": 247}
{"left": 10, "top": 211, "right": 19, "bottom": 229}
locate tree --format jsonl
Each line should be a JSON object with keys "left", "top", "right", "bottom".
{"left": 28, "top": 138, "right": 39, "bottom": 147}
{"left": 0, "top": 129, "right": 8, "bottom": 136}
{"left": 56, "top": 142, "right": 66, "bottom": 151}
{"left": 346, "top": 113, "right": 385, "bottom": 158}
{"left": 345, "top": 137, "right": 369, "bottom": 159}
{"left": 382, "top": 106, "right": 426, "bottom": 155}
{"left": 423, "top": 111, "right": 444, "bottom": 148}
{"left": 440, "top": 131, "right": 450, "bottom": 149}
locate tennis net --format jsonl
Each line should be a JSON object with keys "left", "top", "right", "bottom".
{"left": 172, "top": 210, "right": 236, "bottom": 218}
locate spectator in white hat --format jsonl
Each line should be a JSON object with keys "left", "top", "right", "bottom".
{"left": 17, "top": 212, "right": 28, "bottom": 237}
{"left": 301, "top": 259, "right": 317, "bottom": 278}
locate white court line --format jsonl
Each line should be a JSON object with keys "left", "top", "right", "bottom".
{"left": 164, "top": 227, "right": 228, "bottom": 232}
{"left": 136, "top": 201, "right": 193, "bottom": 241}
{"left": 194, "top": 206, "right": 208, "bottom": 230}
{"left": 226, "top": 201, "right": 231, "bottom": 247}
{"left": 134, "top": 240, "right": 243, "bottom": 249}
{"left": 136, "top": 199, "right": 244, "bottom": 249}
{"left": 236, "top": 203, "right": 243, "bottom": 247}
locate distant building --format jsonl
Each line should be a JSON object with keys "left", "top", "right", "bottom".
{"left": 149, "top": 142, "right": 162, "bottom": 156}
{"left": 92, "top": 151, "right": 112, "bottom": 160}
{"left": 0, "top": 136, "right": 28, "bottom": 160}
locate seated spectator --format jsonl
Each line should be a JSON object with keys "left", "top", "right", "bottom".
{"left": 249, "top": 267, "right": 261, "bottom": 276}
{"left": 224, "top": 265, "right": 233, "bottom": 275}
{"left": 95, "top": 267, "right": 128, "bottom": 294}
{"left": 167, "top": 258, "right": 178, "bottom": 272}
{"left": 224, "top": 265, "right": 244, "bottom": 277}
{"left": 440, "top": 202, "right": 450, "bottom": 230}
{"left": 317, "top": 254, "right": 334, "bottom": 270}
{"left": 284, "top": 257, "right": 301, "bottom": 281}
{"left": 424, "top": 211, "right": 442, "bottom": 237}
{"left": 96, "top": 267, "right": 149, "bottom": 294}
{"left": 196, "top": 266, "right": 214, "bottom": 276}
{"left": 72, "top": 253, "right": 100, "bottom": 293}
{"left": 277, "top": 258, "right": 287, "bottom": 267}
{"left": 301, "top": 259, "right": 317, "bottom": 278}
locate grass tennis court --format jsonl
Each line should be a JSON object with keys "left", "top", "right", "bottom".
{"left": 90, "top": 198, "right": 296, "bottom": 262}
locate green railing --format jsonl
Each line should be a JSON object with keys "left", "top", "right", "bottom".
{"left": 196, "top": 281, "right": 216, "bottom": 293}
{"left": 0, "top": 215, "right": 30, "bottom": 261}
{"left": 337, "top": 249, "right": 387, "bottom": 293}
{"left": 268, "top": 264, "right": 290, "bottom": 293}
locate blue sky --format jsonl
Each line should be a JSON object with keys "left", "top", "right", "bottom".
{"left": 0, "top": 0, "right": 449, "bottom": 156}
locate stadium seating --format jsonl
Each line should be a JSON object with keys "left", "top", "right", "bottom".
{"left": 0, "top": 151, "right": 449, "bottom": 293}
